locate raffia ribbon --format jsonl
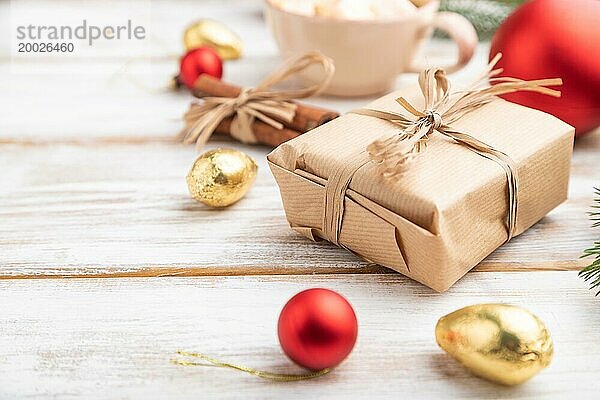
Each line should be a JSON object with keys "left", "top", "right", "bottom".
{"left": 325, "top": 53, "right": 562, "bottom": 243}
{"left": 180, "top": 51, "right": 335, "bottom": 149}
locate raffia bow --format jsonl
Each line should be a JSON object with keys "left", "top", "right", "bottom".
{"left": 352, "top": 53, "right": 563, "bottom": 239}
{"left": 355, "top": 53, "right": 562, "bottom": 178}
{"left": 180, "top": 51, "right": 335, "bottom": 149}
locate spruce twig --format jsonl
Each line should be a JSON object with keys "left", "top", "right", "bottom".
{"left": 579, "top": 187, "right": 600, "bottom": 295}
{"left": 438, "top": 0, "right": 525, "bottom": 40}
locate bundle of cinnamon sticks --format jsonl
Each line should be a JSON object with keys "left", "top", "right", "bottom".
{"left": 192, "top": 75, "right": 339, "bottom": 147}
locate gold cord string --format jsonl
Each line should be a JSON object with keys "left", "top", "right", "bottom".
{"left": 172, "top": 351, "right": 332, "bottom": 382}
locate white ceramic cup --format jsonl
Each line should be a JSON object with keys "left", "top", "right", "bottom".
{"left": 264, "top": 0, "right": 478, "bottom": 96}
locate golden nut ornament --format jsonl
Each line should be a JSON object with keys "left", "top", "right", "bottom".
{"left": 186, "top": 148, "right": 257, "bottom": 207}
{"left": 435, "top": 304, "right": 553, "bottom": 386}
{"left": 183, "top": 20, "right": 243, "bottom": 60}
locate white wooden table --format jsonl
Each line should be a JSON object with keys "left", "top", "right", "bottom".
{"left": 1, "top": 1, "right": 599, "bottom": 398}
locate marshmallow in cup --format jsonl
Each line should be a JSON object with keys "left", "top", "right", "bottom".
{"left": 265, "top": 0, "right": 478, "bottom": 97}
{"left": 270, "top": 0, "right": 418, "bottom": 20}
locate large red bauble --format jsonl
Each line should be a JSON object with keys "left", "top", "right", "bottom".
{"left": 277, "top": 288, "right": 358, "bottom": 371}
{"left": 179, "top": 46, "right": 223, "bottom": 89}
{"left": 490, "top": 0, "right": 600, "bottom": 136}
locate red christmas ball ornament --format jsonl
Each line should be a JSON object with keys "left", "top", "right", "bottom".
{"left": 277, "top": 288, "right": 358, "bottom": 371}
{"left": 490, "top": 0, "right": 600, "bottom": 136}
{"left": 179, "top": 46, "right": 223, "bottom": 89}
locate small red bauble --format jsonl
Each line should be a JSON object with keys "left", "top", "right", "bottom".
{"left": 179, "top": 46, "right": 223, "bottom": 89}
{"left": 277, "top": 288, "right": 358, "bottom": 371}
{"left": 490, "top": 0, "right": 600, "bottom": 136}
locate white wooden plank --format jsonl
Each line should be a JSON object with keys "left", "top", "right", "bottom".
{"left": 0, "top": 0, "right": 598, "bottom": 398}
{"left": 1, "top": 132, "right": 598, "bottom": 278}
{"left": 0, "top": 0, "right": 492, "bottom": 141}
{"left": 0, "top": 272, "right": 598, "bottom": 399}
{"left": 0, "top": 47, "right": 491, "bottom": 141}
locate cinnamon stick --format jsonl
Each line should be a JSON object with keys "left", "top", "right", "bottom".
{"left": 193, "top": 75, "right": 339, "bottom": 133}
{"left": 214, "top": 118, "right": 302, "bottom": 147}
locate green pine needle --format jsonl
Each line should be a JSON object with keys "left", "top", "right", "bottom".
{"left": 438, "top": 0, "right": 525, "bottom": 40}
{"left": 579, "top": 187, "right": 600, "bottom": 295}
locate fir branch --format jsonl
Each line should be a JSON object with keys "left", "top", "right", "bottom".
{"left": 438, "top": 0, "right": 525, "bottom": 40}
{"left": 579, "top": 187, "right": 600, "bottom": 295}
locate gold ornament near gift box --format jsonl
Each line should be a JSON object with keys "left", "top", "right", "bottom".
{"left": 184, "top": 20, "right": 243, "bottom": 60}
{"left": 435, "top": 304, "right": 553, "bottom": 386}
{"left": 267, "top": 55, "right": 574, "bottom": 292}
{"left": 187, "top": 148, "right": 257, "bottom": 207}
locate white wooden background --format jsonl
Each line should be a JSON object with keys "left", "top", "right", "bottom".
{"left": 0, "top": 1, "right": 599, "bottom": 399}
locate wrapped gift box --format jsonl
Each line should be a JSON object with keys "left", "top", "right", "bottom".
{"left": 268, "top": 83, "right": 574, "bottom": 292}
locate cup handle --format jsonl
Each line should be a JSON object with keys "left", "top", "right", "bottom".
{"left": 407, "top": 11, "right": 478, "bottom": 74}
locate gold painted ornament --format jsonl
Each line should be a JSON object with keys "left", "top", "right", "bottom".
{"left": 187, "top": 148, "right": 257, "bottom": 207}
{"left": 435, "top": 304, "right": 553, "bottom": 386}
{"left": 183, "top": 20, "right": 243, "bottom": 60}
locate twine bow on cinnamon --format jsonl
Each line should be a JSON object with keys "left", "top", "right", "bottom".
{"left": 346, "top": 53, "right": 562, "bottom": 240}
{"left": 180, "top": 51, "right": 335, "bottom": 148}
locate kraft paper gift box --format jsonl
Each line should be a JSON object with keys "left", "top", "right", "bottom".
{"left": 267, "top": 71, "right": 574, "bottom": 292}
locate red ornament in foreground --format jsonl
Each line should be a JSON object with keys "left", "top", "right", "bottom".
{"left": 490, "top": 0, "right": 600, "bottom": 136}
{"left": 278, "top": 288, "right": 358, "bottom": 371}
{"left": 179, "top": 46, "right": 223, "bottom": 89}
